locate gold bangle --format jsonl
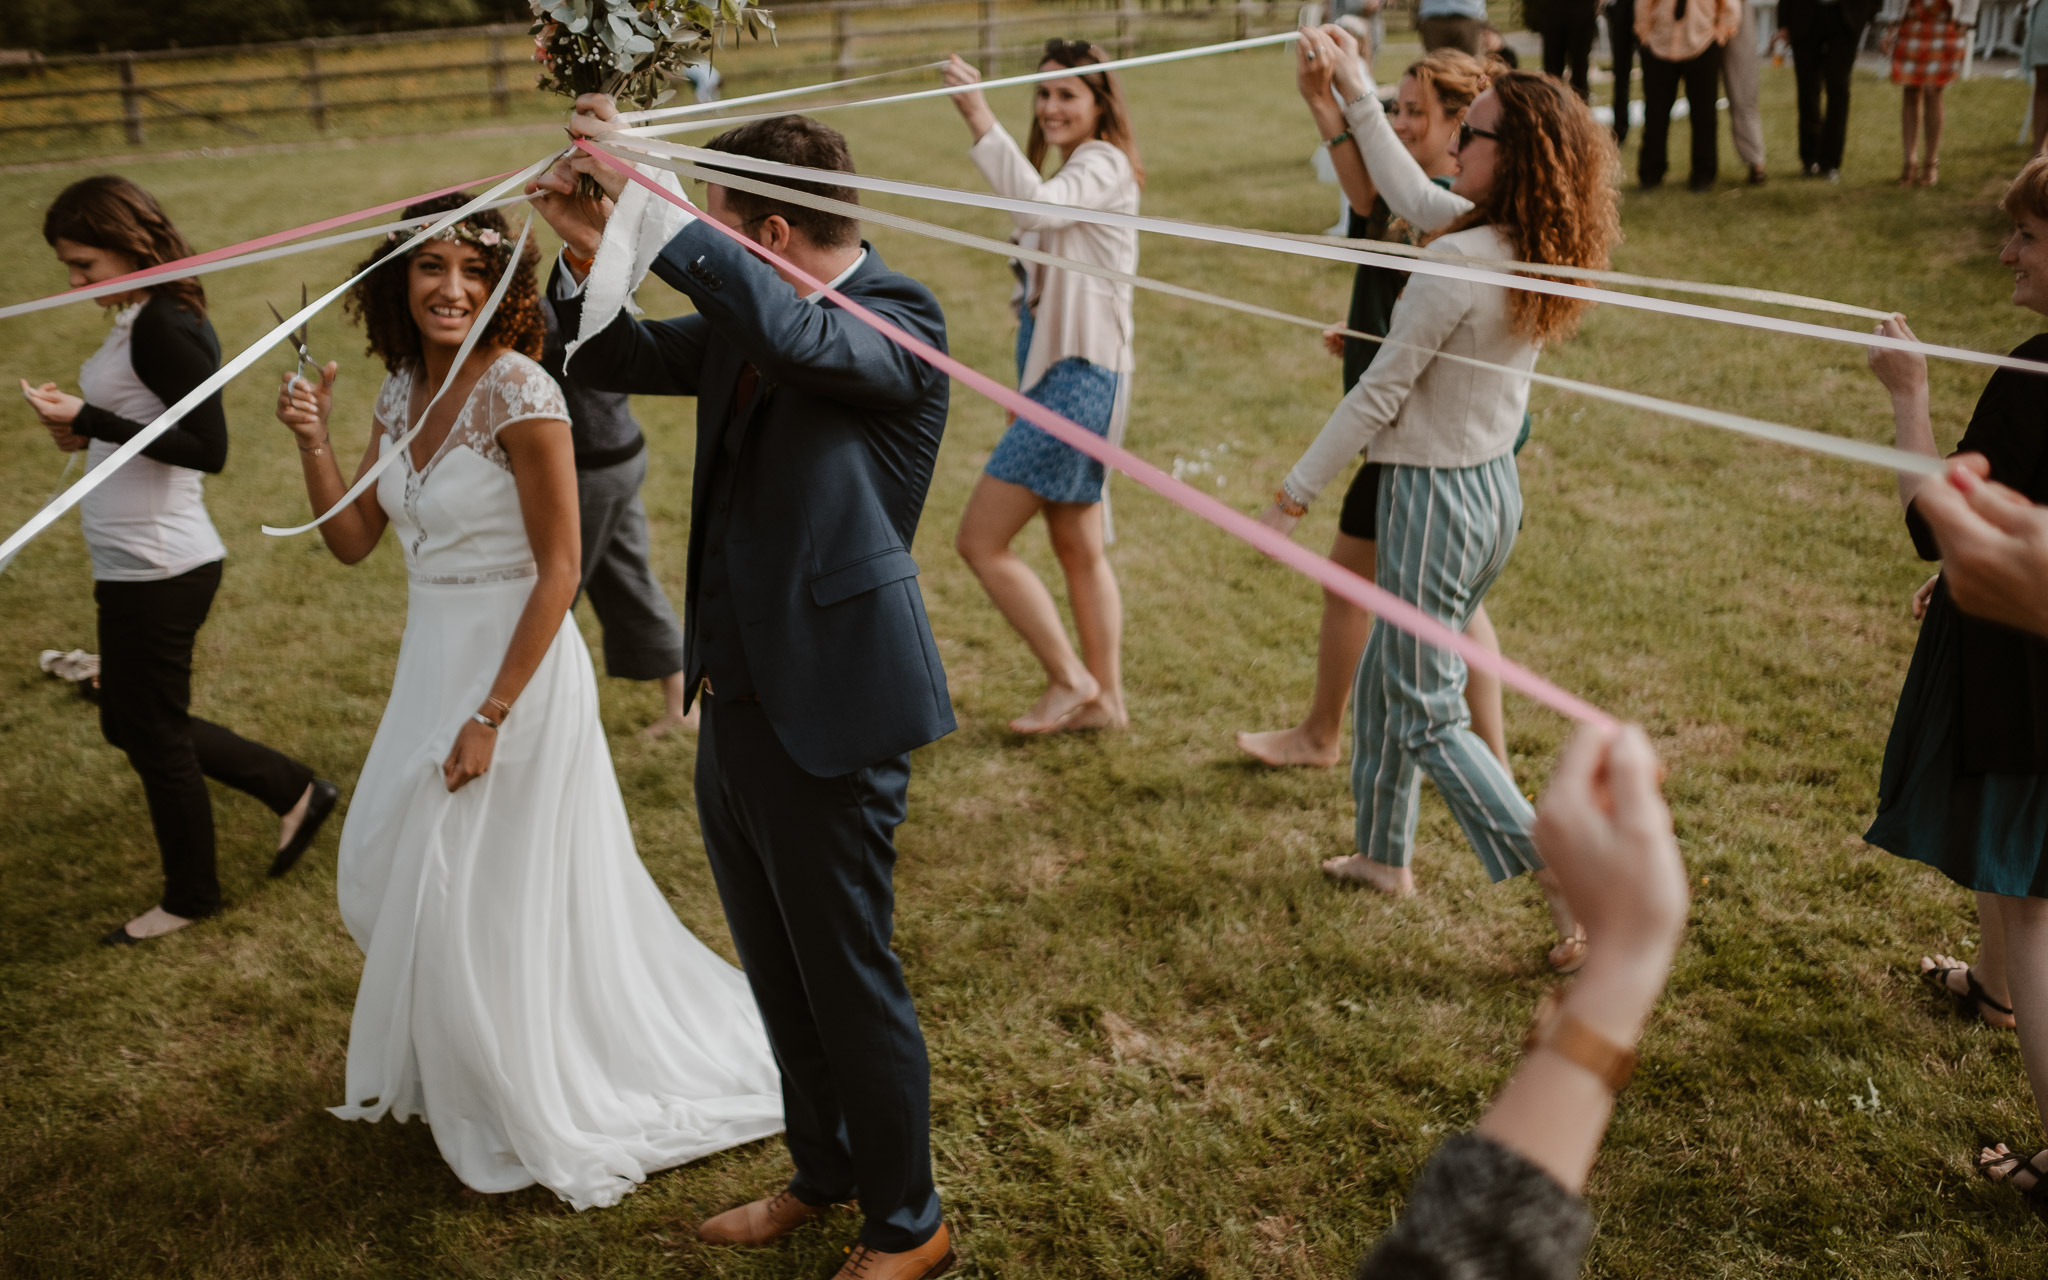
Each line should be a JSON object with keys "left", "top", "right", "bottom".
{"left": 1523, "top": 989, "right": 1638, "bottom": 1093}
{"left": 484, "top": 695, "right": 512, "bottom": 718}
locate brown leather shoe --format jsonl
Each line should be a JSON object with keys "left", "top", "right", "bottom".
{"left": 830, "top": 1222, "right": 955, "bottom": 1279}
{"left": 696, "top": 1188, "right": 829, "bottom": 1245}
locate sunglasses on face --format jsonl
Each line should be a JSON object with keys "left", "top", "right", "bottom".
{"left": 1457, "top": 122, "right": 1500, "bottom": 151}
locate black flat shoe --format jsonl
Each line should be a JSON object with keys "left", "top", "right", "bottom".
{"left": 270, "top": 778, "right": 340, "bottom": 878}
{"left": 100, "top": 925, "right": 140, "bottom": 947}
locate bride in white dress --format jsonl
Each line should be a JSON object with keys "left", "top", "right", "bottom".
{"left": 273, "top": 197, "right": 782, "bottom": 1209}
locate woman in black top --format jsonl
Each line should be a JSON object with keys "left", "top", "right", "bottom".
{"left": 1865, "top": 154, "right": 2048, "bottom": 1219}
{"left": 21, "top": 176, "right": 335, "bottom": 947}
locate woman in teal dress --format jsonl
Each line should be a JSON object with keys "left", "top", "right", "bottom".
{"left": 1865, "top": 155, "right": 2048, "bottom": 1220}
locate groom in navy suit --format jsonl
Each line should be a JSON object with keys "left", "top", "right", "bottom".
{"left": 529, "top": 108, "right": 956, "bottom": 1279}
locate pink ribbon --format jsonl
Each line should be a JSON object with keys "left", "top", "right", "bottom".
{"left": 27, "top": 166, "right": 524, "bottom": 300}
{"left": 576, "top": 140, "right": 1615, "bottom": 729}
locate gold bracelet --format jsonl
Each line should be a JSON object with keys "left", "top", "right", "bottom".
{"left": 1522, "top": 989, "right": 1638, "bottom": 1093}
{"left": 297, "top": 435, "right": 330, "bottom": 457}
{"left": 483, "top": 695, "right": 512, "bottom": 718}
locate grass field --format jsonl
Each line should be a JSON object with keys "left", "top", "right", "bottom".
{"left": 3, "top": 45, "right": 2047, "bottom": 1279}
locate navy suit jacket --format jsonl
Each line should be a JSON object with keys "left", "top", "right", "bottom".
{"left": 555, "top": 224, "right": 955, "bottom": 777}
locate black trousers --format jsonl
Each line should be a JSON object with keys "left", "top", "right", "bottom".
{"left": 95, "top": 561, "right": 315, "bottom": 919}
{"left": 1639, "top": 43, "right": 1724, "bottom": 188}
{"left": 1605, "top": 0, "right": 1638, "bottom": 143}
{"left": 1542, "top": 8, "right": 1600, "bottom": 101}
{"left": 694, "top": 693, "right": 941, "bottom": 1253}
{"left": 1790, "top": 9, "right": 1863, "bottom": 171}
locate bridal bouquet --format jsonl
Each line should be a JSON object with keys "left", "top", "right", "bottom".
{"left": 531, "top": 0, "right": 773, "bottom": 117}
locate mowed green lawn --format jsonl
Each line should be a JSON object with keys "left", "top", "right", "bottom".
{"left": 2, "top": 48, "right": 2045, "bottom": 1278}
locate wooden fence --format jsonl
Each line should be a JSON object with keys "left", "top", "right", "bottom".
{"left": 0, "top": 0, "right": 1347, "bottom": 147}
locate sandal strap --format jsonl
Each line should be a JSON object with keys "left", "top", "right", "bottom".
{"left": 1965, "top": 969, "right": 2015, "bottom": 1018}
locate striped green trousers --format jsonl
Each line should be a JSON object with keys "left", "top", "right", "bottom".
{"left": 1351, "top": 456, "right": 1542, "bottom": 881}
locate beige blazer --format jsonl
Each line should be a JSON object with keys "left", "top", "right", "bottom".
{"left": 968, "top": 123, "right": 1140, "bottom": 389}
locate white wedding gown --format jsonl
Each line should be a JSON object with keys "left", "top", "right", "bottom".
{"left": 328, "top": 351, "right": 783, "bottom": 1209}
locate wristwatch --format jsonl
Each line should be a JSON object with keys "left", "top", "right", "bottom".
{"left": 1522, "top": 989, "right": 1638, "bottom": 1092}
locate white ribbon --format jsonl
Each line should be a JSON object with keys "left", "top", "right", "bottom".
{"left": 263, "top": 214, "right": 534, "bottom": 536}
{"left": 608, "top": 135, "right": 2047, "bottom": 375}
{"left": 617, "top": 32, "right": 1304, "bottom": 133}
{"left": 565, "top": 163, "right": 690, "bottom": 365}
{"left": 0, "top": 198, "right": 527, "bottom": 324}
{"left": 0, "top": 158, "right": 553, "bottom": 570}
{"left": 612, "top": 59, "right": 950, "bottom": 125}
{"left": 638, "top": 147, "right": 1943, "bottom": 478}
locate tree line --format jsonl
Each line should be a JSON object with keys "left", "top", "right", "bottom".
{"left": 0, "top": 0, "right": 536, "bottom": 55}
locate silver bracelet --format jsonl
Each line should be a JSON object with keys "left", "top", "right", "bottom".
{"left": 470, "top": 710, "right": 501, "bottom": 731}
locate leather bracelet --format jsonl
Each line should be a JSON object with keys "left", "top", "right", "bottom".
{"left": 1522, "top": 989, "right": 1638, "bottom": 1092}
{"left": 1273, "top": 487, "right": 1308, "bottom": 519}
{"left": 470, "top": 710, "right": 501, "bottom": 731}
{"left": 564, "top": 247, "right": 596, "bottom": 277}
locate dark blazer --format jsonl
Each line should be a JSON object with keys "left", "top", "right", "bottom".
{"left": 1779, "top": 0, "right": 1880, "bottom": 36}
{"left": 555, "top": 224, "right": 955, "bottom": 777}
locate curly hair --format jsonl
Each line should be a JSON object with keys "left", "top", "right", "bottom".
{"left": 1404, "top": 48, "right": 1490, "bottom": 119}
{"left": 43, "top": 175, "right": 207, "bottom": 318}
{"left": 345, "top": 193, "right": 543, "bottom": 374}
{"left": 1429, "top": 70, "right": 1622, "bottom": 346}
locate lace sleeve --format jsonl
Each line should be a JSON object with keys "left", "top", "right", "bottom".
{"left": 484, "top": 353, "right": 571, "bottom": 438}
{"left": 372, "top": 367, "right": 413, "bottom": 441}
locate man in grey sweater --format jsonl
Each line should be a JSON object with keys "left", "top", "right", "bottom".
{"left": 541, "top": 276, "right": 695, "bottom": 737}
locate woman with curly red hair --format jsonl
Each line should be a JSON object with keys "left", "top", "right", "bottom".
{"left": 1263, "top": 29, "right": 1621, "bottom": 972}
{"left": 272, "top": 193, "right": 783, "bottom": 1208}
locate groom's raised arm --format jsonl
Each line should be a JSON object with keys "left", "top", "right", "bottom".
{"left": 551, "top": 256, "right": 712, "bottom": 397}
{"left": 648, "top": 222, "right": 946, "bottom": 412}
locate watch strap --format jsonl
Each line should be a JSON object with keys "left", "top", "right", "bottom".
{"left": 1523, "top": 989, "right": 1637, "bottom": 1092}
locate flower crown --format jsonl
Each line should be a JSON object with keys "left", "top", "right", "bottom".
{"left": 386, "top": 220, "right": 505, "bottom": 251}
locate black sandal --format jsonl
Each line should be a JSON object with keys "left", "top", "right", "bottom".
{"left": 1921, "top": 962, "right": 2014, "bottom": 1026}
{"left": 1978, "top": 1145, "right": 2048, "bottom": 1224}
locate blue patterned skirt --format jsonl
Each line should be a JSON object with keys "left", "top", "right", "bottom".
{"left": 1865, "top": 586, "right": 2048, "bottom": 898}
{"left": 984, "top": 305, "right": 1122, "bottom": 505}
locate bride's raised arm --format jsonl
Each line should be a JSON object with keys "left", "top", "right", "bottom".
{"left": 1309, "top": 23, "right": 1475, "bottom": 234}
{"left": 275, "top": 363, "right": 390, "bottom": 564}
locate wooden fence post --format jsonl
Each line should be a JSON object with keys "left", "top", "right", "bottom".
{"left": 303, "top": 40, "right": 327, "bottom": 132}
{"left": 117, "top": 53, "right": 143, "bottom": 145}
{"left": 1235, "top": 1, "right": 1250, "bottom": 39}
{"left": 833, "top": 6, "right": 854, "bottom": 78}
{"left": 1117, "top": 0, "right": 1138, "bottom": 57}
{"left": 979, "top": 0, "right": 998, "bottom": 75}
{"left": 488, "top": 30, "right": 509, "bottom": 114}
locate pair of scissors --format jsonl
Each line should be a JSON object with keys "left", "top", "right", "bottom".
{"left": 268, "top": 284, "right": 325, "bottom": 389}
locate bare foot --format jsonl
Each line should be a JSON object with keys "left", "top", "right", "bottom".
{"left": 1321, "top": 854, "right": 1415, "bottom": 896}
{"left": 640, "top": 703, "right": 701, "bottom": 741}
{"left": 122, "top": 906, "right": 194, "bottom": 940}
{"left": 1010, "top": 675, "right": 1102, "bottom": 735}
{"left": 276, "top": 783, "right": 315, "bottom": 852}
{"left": 1980, "top": 1143, "right": 2048, "bottom": 1192}
{"left": 1235, "top": 726, "right": 1341, "bottom": 769}
{"left": 1056, "top": 694, "right": 1128, "bottom": 733}
{"left": 1548, "top": 928, "right": 1589, "bottom": 974}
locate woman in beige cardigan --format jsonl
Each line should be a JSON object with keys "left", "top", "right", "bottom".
{"left": 943, "top": 41, "right": 1144, "bottom": 734}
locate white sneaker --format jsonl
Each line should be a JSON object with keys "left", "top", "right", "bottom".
{"left": 38, "top": 648, "right": 100, "bottom": 683}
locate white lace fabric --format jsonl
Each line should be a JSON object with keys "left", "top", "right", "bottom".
{"left": 372, "top": 351, "right": 570, "bottom": 584}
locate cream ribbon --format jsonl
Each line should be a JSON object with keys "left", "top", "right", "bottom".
{"left": 263, "top": 214, "right": 535, "bottom": 536}
{"left": 623, "top": 144, "right": 1943, "bottom": 478}
{"left": 0, "top": 159, "right": 553, "bottom": 569}
{"left": 607, "top": 134, "right": 2045, "bottom": 375}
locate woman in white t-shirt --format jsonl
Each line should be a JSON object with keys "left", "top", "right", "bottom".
{"left": 22, "top": 176, "right": 334, "bottom": 947}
